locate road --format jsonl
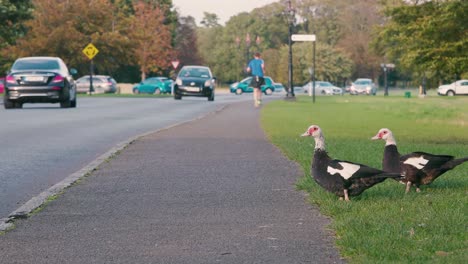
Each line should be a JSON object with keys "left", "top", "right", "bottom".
{"left": 0, "top": 93, "right": 267, "bottom": 220}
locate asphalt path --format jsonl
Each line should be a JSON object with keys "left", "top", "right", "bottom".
{"left": 0, "top": 93, "right": 255, "bottom": 220}
{"left": 0, "top": 100, "right": 343, "bottom": 263}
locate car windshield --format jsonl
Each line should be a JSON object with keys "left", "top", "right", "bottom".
{"left": 180, "top": 68, "right": 210, "bottom": 78}
{"left": 321, "top": 82, "right": 332, "bottom": 86}
{"left": 355, "top": 80, "right": 371, "bottom": 85}
{"left": 12, "top": 59, "right": 60, "bottom": 71}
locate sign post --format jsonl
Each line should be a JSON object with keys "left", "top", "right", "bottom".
{"left": 82, "top": 43, "right": 99, "bottom": 94}
{"left": 291, "top": 34, "right": 317, "bottom": 103}
{"left": 170, "top": 59, "right": 180, "bottom": 94}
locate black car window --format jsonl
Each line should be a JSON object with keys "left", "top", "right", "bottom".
{"left": 12, "top": 59, "right": 60, "bottom": 71}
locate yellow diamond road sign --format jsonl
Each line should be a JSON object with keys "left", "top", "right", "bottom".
{"left": 82, "top": 43, "right": 99, "bottom": 60}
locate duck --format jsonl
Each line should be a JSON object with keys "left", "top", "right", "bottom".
{"left": 301, "top": 125, "right": 403, "bottom": 201}
{"left": 371, "top": 128, "right": 468, "bottom": 193}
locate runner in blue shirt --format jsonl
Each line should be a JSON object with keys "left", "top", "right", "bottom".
{"left": 247, "top": 52, "right": 265, "bottom": 108}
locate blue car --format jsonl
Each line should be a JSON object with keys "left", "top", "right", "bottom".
{"left": 133, "top": 77, "right": 173, "bottom": 94}
{"left": 230, "top": 76, "right": 276, "bottom": 95}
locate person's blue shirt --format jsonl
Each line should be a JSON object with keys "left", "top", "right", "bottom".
{"left": 248, "top": 58, "right": 264, "bottom": 77}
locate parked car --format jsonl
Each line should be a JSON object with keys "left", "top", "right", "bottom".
{"left": 132, "top": 77, "right": 173, "bottom": 94}
{"left": 0, "top": 77, "right": 4, "bottom": 94}
{"left": 273, "top": 82, "right": 286, "bottom": 93}
{"left": 174, "top": 65, "right": 215, "bottom": 101}
{"left": 229, "top": 76, "right": 276, "bottom": 95}
{"left": 349, "top": 78, "right": 377, "bottom": 95}
{"left": 302, "top": 81, "right": 343, "bottom": 95}
{"left": 3, "top": 56, "right": 77, "bottom": 109}
{"left": 76, "top": 75, "right": 117, "bottom": 94}
{"left": 437, "top": 80, "right": 468, "bottom": 96}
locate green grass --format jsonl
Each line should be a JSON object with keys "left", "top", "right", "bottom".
{"left": 261, "top": 94, "right": 468, "bottom": 263}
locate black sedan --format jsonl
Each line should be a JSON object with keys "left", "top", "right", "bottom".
{"left": 174, "top": 65, "right": 215, "bottom": 101}
{"left": 3, "top": 56, "right": 78, "bottom": 109}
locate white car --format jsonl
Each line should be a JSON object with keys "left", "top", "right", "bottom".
{"left": 437, "top": 80, "right": 468, "bottom": 96}
{"left": 349, "top": 78, "right": 377, "bottom": 95}
{"left": 303, "top": 81, "right": 343, "bottom": 95}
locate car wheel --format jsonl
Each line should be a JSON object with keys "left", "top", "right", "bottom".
{"left": 14, "top": 102, "right": 23, "bottom": 108}
{"left": 133, "top": 88, "right": 140, "bottom": 94}
{"left": 60, "top": 85, "right": 71, "bottom": 108}
{"left": 447, "top": 90, "right": 455, "bottom": 96}
{"left": 208, "top": 91, "right": 215, "bottom": 101}
{"left": 4, "top": 97, "right": 15, "bottom": 109}
{"left": 235, "top": 88, "right": 243, "bottom": 95}
{"left": 154, "top": 88, "right": 161, "bottom": 95}
{"left": 264, "top": 88, "right": 273, "bottom": 95}
{"left": 174, "top": 93, "right": 182, "bottom": 100}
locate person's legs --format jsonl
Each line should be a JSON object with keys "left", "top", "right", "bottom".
{"left": 255, "top": 87, "right": 262, "bottom": 105}
{"left": 253, "top": 87, "right": 260, "bottom": 107}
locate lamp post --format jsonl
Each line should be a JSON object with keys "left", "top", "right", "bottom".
{"left": 381, "top": 63, "right": 395, "bottom": 96}
{"left": 245, "top": 33, "right": 251, "bottom": 65}
{"left": 286, "top": 0, "right": 295, "bottom": 98}
{"left": 381, "top": 63, "right": 388, "bottom": 96}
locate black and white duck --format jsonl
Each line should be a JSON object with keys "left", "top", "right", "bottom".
{"left": 371, "top": 128, "right": 468, "bottom": 193}
{"left": 301, "top": 125, "right": 402, "bottom": 201}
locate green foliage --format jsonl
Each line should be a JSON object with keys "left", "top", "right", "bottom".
{"left": 374, "top": 0, "right": 468, "bottom": 82}
{"left": 200, "top": 12, "right": 221, "bottom": 28}
{"left": 0, "top": 0, "right": 178, "bottom": 81}
{"left": 0, "top": 0, "right": 33, "bottom": 46}
{"left": 261, "top": 95, "right": 468, "bottom": 263}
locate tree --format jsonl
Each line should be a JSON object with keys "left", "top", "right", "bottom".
{"left": 374, "top": 0, "right": 468, "bottom": 83}
{"left": 130, "top": 0, "right": 174, "bottom": 80}
{"left": 0, "top": 0, "right": 33, "bottom": 46}
{"left": 0, "top": 0, "right": 33, "bottom": 72}
{"left": 174, "top": 16, "right": 203, "bottom": 67}
{"left": 200, "top": 12, "right": 221, "bottom": 28}
{"left": 2, "top": 0, "right": 135, "bottom": 76}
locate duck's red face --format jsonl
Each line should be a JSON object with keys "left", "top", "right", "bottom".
{"left": 371, "top": 128, "right": 390, "bottom": 140}
{"left": 301, "top": 125, "right": 320, "bottom": 137}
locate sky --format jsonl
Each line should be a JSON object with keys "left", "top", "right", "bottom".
{"left": 172, "top": 0, "right": 278, "bottom": 25}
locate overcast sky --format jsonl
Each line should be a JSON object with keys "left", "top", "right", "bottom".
{"left": 172, "top": 0, "right": 278, "bottom": 25}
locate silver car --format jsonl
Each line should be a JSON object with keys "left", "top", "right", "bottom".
{"left": 76, "top": 75, "right": 117, "bottom": 94}
{"left": 350, "top": 78, "right": 377, "bottom": 95}
{"left": 303, "top": 81, "right": 343, "bottom": 95}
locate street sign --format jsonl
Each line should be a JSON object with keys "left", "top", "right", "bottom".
{"left": 171, "top": 59, "right": 180, "bottom": 69}
{"left": 82, "top": 43, "right": 99, "bottom": 60}
{"left": 291, "top": 34, "right": 316, "bottom": 42}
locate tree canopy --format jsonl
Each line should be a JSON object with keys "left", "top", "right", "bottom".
{"left": 373, "top": 0, "right": 468, "bottom": 82}
{"left": 0, "top": 0, "right": 465, "bottom": 87}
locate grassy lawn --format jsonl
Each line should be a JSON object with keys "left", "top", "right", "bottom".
{"left": 261, "top": 94, "right": 467, "bottom": 263}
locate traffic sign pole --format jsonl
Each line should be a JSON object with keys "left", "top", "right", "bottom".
{"left": 82, "top": 43, "right": 99, "bottom": 95}
{"left": 291, "top": 34, "right": 317, "bottom": 103}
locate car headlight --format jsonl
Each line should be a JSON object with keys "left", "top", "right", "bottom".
{"left": 366, "top": 86, "right": 371, "bottom": 91}
{"left": 204, "top": 79, "right": 212, "bottom": 87}
{"left": 176, "top": 78, "right": 182, "bottom": 86}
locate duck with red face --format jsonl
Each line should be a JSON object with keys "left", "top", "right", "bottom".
{"left": 372, "top": 128, "right": 468, "bottom": 193}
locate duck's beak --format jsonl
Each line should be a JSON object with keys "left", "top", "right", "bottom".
{"left": 371, "top": 133, "right": 381, "bottom": 140}
{"left": 301, "top": 131, "right": 310, "bottom": 137}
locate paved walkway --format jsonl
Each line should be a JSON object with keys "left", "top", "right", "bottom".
{"left": 0, "top": 101, "right": 343, "bottom": 264}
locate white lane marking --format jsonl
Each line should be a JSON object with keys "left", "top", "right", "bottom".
{"left": 327, "top": 162, "right": 360, "bottom": 179}
{"left": 403, "top": 156, "right": 429, "bottom": 169}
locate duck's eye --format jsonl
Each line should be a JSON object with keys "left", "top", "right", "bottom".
{"left": 383, "top": 131, "right": 387, "bottom": 134}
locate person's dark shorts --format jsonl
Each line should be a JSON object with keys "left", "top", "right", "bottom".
{"left": 250, "top": 76, "right": 265, "bottom": 88}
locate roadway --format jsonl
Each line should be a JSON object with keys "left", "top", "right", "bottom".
{"left": 0, "top": 93, "right": 263, "bottom": 220}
